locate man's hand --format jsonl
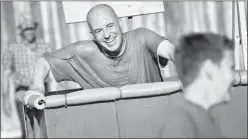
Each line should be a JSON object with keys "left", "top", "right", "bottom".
{"left": 24, "top": 89, "right": 46, "bottom": 109}
{"left": 157, "top": 40, "right": 176, "bottom": 63}
{"left": 27, "top": 56, "right": 58, "bottom": 109}
{"left": 28, "top": 88, "right": 46, "bottom": 98}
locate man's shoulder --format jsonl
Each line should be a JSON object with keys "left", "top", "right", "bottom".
{"left": 124, "top": 28, "right": 146, "bottom": 43}
{"left": 164, "top": 99, "right": 194, "bottom": 126}
{"left": 36, "top": 39, "right": 50, "bottom": 48}
{"left": 8, "top": 39, "right": 48, "bottom": 49}
{"left": 45, "top": 40, "right": 96, "bottom": 60}
{"left": 130, "top": 27, "right": 150, "bottom": 34}
{"left": 166, "top": 95, "right": 191, "bottom": 115}
{"left": 125, "top": 27, "right": 152, "bottom": 41}
{"left": 8, "top": 42, "right": 22, "bottom": 47}
{"left": 75, "top": 40, "right": 98, "bottom": 57}
{"left": 7, "top": 42, "right": 23, "bottom": 52}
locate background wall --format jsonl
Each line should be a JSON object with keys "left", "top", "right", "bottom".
{"left": 1, "top": 1, "right": 247, "bottom": 90}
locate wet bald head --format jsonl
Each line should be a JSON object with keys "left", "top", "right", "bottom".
{"left": 86, "top": 4, "right": 124, "bottom": 54}
{"left": 86, "top": 4, "right": 119, "bottom": 28}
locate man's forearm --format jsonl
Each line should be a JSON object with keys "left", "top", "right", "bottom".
{"left": 3, "top": 69, "right": 12, "bottom": 93}
{"left": 32, "top": 79, "right": 46, "bottom": 94}
{"left": 31, "top": 57, "right": 51, "bottom": 94}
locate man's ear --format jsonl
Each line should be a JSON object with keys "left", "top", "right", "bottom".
{"left": 202, "top": 60, "right": 216, "bottom": 81}
{"left": 88, "top": 25, "right": 94, "bottom": 38}
{"left": 87, "top": 23, "right": 94, "bottom": 37}
{"left": 89, "top": 31, "right": 94, "bottom": 39}
{"left": 118, "top": 18, "right": 123, "bottom": 30}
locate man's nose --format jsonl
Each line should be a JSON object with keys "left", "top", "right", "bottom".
{"left": 103, "top": 30, "right": 110, "bottom": 39}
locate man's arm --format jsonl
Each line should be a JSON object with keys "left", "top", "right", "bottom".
{"left": 3, "top": 69, "right": 11, "bottom": 94}
{"left": 31, "top": 57, "right": 51, "bottom": 94}
{"left": 140, "top": 27, "right": 178, "bottom": 78}
{"left": 2, "top": 47, "right": 13, "bottom": 94}
{"left": 140, "top": 28, "right": 176, "bottom": 63}
{"left": 157, "top": 40, "right": 176, "bottom": 64}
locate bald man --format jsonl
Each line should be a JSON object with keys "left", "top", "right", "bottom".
{"left": 29, "top": 4, "right": 176, "bottom": 103}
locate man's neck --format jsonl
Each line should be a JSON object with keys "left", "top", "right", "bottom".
{"left": 23, "top": 40, "right": 37, "bottom": 50}
{"left": 104, "top": 37, "right": 126, "bottom": 59}
{"left": 183, "top": 80, "right": 212, "bottom": 110}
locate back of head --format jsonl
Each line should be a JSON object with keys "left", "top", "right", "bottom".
{"left": 174, "top": 33, "right": 234, "bottom": 88}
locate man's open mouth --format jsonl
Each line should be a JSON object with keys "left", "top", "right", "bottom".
{"left": 105, "top": 37, "right": 116, "bottom": 44}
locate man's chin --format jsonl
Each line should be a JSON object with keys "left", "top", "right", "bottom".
{"left": 222, "top": 99, "right": 230, "bottom": 104}
{"left": 27, "top": 38, "right": 36, "bottom": 44}
{"left": 104, "top": 45, "right": 120, "bottom": 52}
{"left": 219, "top": 95, "right": 231, "bottom": 105}
{"left": 211, "top": 100, "right": 229, "bottom": 109}
{"left": 212, "top": 95, "right": 231, "bottom": 108}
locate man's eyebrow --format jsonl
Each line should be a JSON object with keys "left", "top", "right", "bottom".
{"left": 106, "top": 23, "right": 114, "bottom": 26}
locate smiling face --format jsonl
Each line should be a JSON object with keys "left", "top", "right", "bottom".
{"left": 87, "top": 5, "right": 123, "bottom": 52}
{"left": 22, "top": 29, "right": 36, "bottom": 43}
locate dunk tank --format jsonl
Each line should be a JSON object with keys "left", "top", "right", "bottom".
{"left": 5, "top": 1, "right": 248, "bottom": 138}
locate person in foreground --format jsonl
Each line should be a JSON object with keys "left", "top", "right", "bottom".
{"left": 158, "top": 33, "right": 235, "bottom": 138}
{"left": 27, "top": 4, "right": 176, "bottom": 99}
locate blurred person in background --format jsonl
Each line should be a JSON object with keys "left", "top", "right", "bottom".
{"left": 2, "top": 12, "right": 51, "bottom": 138}
{"left": 158, "top": 33, "right": 235, "bottom": 138}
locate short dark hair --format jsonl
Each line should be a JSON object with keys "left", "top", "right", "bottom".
{"left": 174, "top": 33, "right": 234, "bottom": 88}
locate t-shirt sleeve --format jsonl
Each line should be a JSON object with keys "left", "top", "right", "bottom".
{"left": 158, "top": 110, "right": 196, "bottom": 138}
{"left": 141, "top": 28, "right": 167, "bottom": 55}
{"left": 41, "top": 44, "right": 77, "bottom": 83}
{"left": 42, "top": 55, "right": 72, "bottom": 82}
